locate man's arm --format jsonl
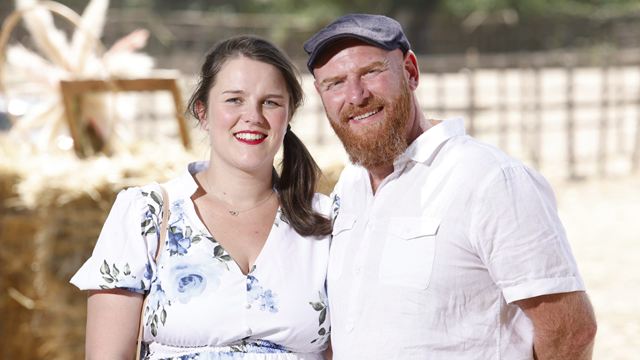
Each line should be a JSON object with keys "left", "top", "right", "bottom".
{"left": 515, "top": 291, "right": 597, "bottom": 360}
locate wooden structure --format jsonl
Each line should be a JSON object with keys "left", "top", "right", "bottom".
{"left": 60, "top": 77, "right": 191, "bottom": 157}
{"left": 0, "top": 1, "right": 191, "bottom": 158}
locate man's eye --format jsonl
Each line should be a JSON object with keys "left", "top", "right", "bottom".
{"left": 364, "top": 68, "right": 382, "bottom": 77}
{"left": 325, "top": 80, "right": 343, "bottom": 91}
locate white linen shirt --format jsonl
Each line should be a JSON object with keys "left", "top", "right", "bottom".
{"left": 328, "top": 118, "right": 585, "bottom": 360}
{"left": 71, "top": 162, "right": 331, "bottom": 360}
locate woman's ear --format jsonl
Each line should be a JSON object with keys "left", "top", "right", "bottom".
{"left": 195, "top": 100, "right": 208, "bottom": 130}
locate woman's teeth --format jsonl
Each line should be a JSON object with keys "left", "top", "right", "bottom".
{"left": 235, "top": 133, "right": 266, "bottom": 140}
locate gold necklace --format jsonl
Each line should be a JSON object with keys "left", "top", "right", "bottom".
{"left": 219, "top": 190, "right": 274, "bottom": 216}
{"left": 202, "top": 175, "right": 275, "bottom": 216}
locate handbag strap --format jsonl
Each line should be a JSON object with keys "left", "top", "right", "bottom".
{"left": 135, "top": 185, "right": 169, "bottom": 360}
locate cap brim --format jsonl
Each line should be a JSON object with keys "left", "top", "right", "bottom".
{"left": 306, "top": 34, "right": 396, "bottom": 73}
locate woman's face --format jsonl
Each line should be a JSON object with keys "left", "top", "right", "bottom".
{"left": 199, "top": 55, "right": 290, "bottom": 174}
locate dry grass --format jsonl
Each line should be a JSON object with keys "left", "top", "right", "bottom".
{"left": 0, "top": 142, "right": 195, "bottom": 358}
{"left": 552, "top": 175, "right": 640, "bottom": 359}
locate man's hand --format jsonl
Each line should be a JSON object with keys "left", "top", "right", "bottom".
{"left": 516, "top": 291, "right": 597, "bottom": 360}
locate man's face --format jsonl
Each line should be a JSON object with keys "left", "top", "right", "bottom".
{"left": 313, "top": 41, "right": 416, "bottom": 169}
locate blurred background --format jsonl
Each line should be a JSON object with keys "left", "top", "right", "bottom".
{"left": 1, "top": 0, "right": 639, "bottom": 358}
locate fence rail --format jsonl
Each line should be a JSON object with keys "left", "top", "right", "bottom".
{"left": 293, "top": 48, "right": 640, "bottom": 181}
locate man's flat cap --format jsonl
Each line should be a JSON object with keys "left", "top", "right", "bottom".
{"left": 304, "top": 13, "right": 411, "bottom": 73}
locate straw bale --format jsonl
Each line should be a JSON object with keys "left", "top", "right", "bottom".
{"left": 317, "top": 162, "right": 343, "bottom": 196}
{"left": 0, "top": 141, "right": 196, "bottom": 359}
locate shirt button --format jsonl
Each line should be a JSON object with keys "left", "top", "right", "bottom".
{"left": 245, "top": 303, "right": 251, "bottom": 309}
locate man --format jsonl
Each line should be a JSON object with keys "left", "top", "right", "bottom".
{"left": 304, "top": 14, "right": 597, "bottom": 359}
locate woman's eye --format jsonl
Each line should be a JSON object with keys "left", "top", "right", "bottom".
{"left": 225, "top": 97, "right": 242, "bottom": 104}
{"left": 264, "top": 99, "right": 283, "bottom": 107}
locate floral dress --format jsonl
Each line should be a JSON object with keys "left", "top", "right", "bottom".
{"left": 71, "top": 162, "right": 331, "bottom": 360}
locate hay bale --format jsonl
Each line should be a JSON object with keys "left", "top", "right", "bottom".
{"left": 0, "top": 143, "right": 196, "bottom": 359}
{"left": 317, "top": 162, "right": 344, "bottom": 196}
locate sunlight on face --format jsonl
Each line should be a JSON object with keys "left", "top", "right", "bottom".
{"left": 205, "top": 56, "right": 290, "bottom": 173}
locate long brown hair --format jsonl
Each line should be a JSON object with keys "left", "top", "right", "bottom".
{"left": 187, "top": 35, "right": 331, "bottom": 237}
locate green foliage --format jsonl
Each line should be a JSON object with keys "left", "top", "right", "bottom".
{"left": 439, "top": 0, "right": 640, "bottom": 17}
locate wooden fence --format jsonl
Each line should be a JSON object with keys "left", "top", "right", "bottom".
{"left": 294, "top": 48, "right": 640, "bottom": 181}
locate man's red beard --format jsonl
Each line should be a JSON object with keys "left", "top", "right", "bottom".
{"left": 328, "top": 83, "right": 412, "bottom": 170}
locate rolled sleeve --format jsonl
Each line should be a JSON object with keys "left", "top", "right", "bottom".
{"left": 471, "top": 165, "right": 586, "bottom": 303}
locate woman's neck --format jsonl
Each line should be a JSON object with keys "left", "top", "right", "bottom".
{"left": 199, "top": 160, "right": 274, "bottom": 206}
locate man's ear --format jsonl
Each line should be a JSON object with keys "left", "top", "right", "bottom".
{"left": 404, "top": 50, "right": 419, "bottom": 90}
{"left": 195, "top": 100, "right": 208, "bottom": 129}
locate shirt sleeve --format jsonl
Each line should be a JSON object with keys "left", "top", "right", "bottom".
{"left": 70, "top": 185, "right": 163, "bottom": 293}
{"left": 470, "top": 165, "right": 585, "bottom": 303}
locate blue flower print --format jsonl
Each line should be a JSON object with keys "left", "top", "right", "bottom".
{"left": 308, "top": 291, "right": 330, "bottom": 345}
{"left": 170, "top": 199, "right": 187, "bottom": 222}
{"left": 175, "top": 265, "right": 206, "bottom": 299}
{"left": 151, "top": 339, "right": 291, "bottom": 359}
{"left": 148, "top": 281, "right": 168, "bottom": 309}
{"left": 159, "top": 250, "right": 225, "bottom": 304}
{"left": 177, "top": 355, "right": 198, "bottom": 360}
{"left": 331, "top": 194, "right": 340, "bottom": 222}
{"left": 167, "top": 223, "right": 192, "bottom": 256}
{"left": 144, "top": 281, "right": 169, "bottom": 336}
{"left": 165, "top": 200, "right": 197, "bottom": 256}
{"left": 144, "top": 261, "right": 153, "bottom": 281}
{"left": 246, "top": 271, "right": 279, "bottom": 313}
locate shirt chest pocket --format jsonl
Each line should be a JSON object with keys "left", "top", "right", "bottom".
{"left": 379, "top": 217, "right": 440, "bottom": 289}
{"left": 328, "top": 214, "right": 357, "bottom": 281}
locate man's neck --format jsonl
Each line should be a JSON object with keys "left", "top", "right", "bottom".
{"left": 365, "top": 116, "right": 443, "bottom": 194}
{"left": 367, "top": 164, "right": 395, "bottom": 194}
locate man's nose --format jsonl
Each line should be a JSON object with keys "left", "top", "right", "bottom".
{"left": 346, "top": 78, "right": 370, "bottom": 106}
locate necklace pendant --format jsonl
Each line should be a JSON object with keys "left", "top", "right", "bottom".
{"left": 229, "top": 210, "right": 239, "bottom": 216}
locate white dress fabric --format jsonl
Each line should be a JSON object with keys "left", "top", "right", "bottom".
{"left": 71, "top": 162, "right": 331, "bottom": 360}
{"left": 327, "top": 118, "right": 585, "bottom": 359}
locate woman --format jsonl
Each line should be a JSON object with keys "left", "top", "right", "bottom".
{"left": 71, "top": 35, "right": 333, "bottom": 359}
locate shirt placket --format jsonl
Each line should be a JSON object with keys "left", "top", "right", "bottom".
{"left": 343, "top": 202, "right": 372, "bottom": 334}
{"left": 343, "top": 167, "right": 403, "bottom": 334}
{"left": 243, "top": 269, "right": 257, "bottom": 339}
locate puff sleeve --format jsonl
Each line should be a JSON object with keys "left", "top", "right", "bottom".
{"left": 70, "top": 185, "right": 164, "bottom": 293}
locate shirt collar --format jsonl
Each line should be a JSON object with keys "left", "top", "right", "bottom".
{"left": 169, "top": 161, "right": 207, "bottom": 198}
{"left": 394, "top": 117, "right": 466, "bottom": 168}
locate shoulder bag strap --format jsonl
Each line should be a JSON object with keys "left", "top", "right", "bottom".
{"left": 135, "top": 185, "right": 169, "bottom": 360}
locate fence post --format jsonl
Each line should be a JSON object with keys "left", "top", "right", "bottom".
{"left": 518, "top": 53, "right": 530, "bottom": 161}
{"left": 465, "top": 50, "right": 478, "bottom": 136}
{"left": 497, "top": 56, "right": 509, "bottom": 151}
{"left": 531, "top": 55, "right": 542, "bottom": 169}
{"left": 613, "top": 51, "right": 626, "bottom": 155}
{"left": 632, "top": 66, "right": 640, "bottom": 173}
{"left": 598, "top": 53, "right": 611, "bottom": 177}
{"left": 434, "top": 61, "right": 445, "bottom": 118}
{"left": 564, "top": 52, "right": 578, "bottom": 180}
